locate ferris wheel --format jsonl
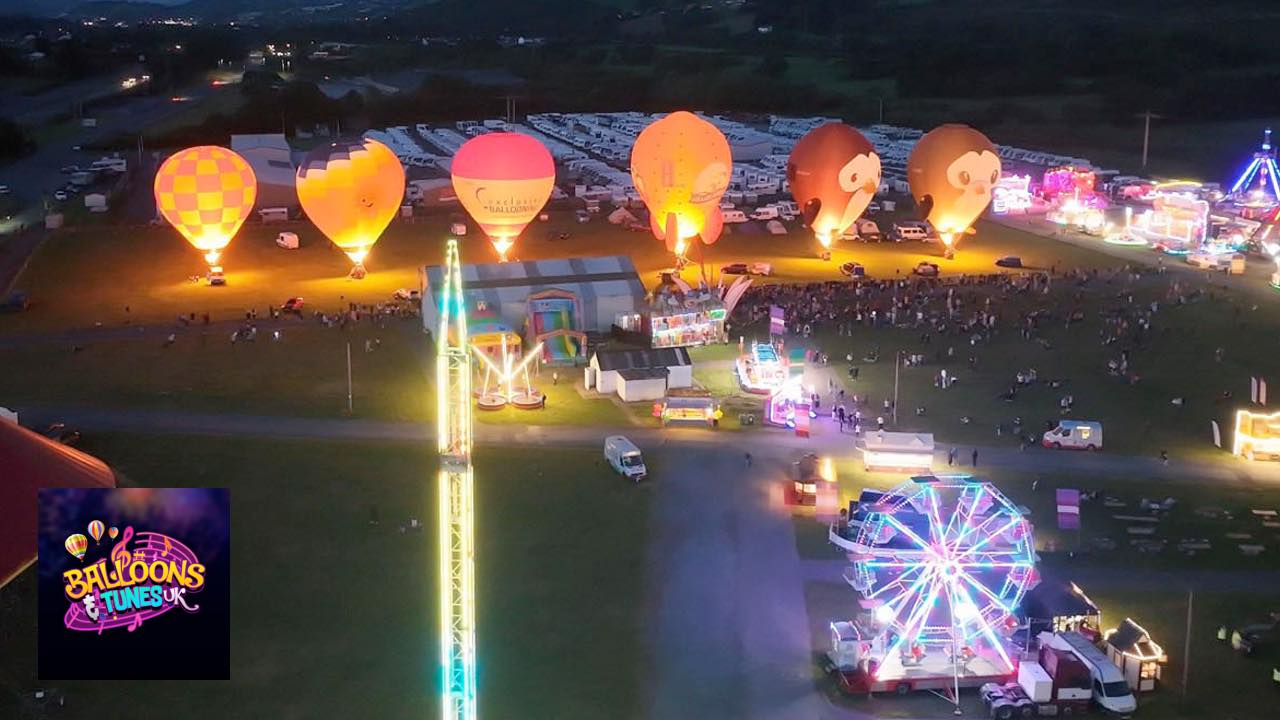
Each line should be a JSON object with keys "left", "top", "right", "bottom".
{"left": 844, "top": 476, "right": 1037, "bottom": 687}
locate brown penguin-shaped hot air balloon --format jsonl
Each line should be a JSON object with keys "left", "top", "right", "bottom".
{"left": 907, "top": 124, "right": 1001, "bottom": 257}
{"left": 787, "top": 123, "right": 881, "bottom": 258}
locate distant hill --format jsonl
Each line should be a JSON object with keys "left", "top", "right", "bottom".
{"left": 0, "top": 0, "right": 186, "bottom": 18}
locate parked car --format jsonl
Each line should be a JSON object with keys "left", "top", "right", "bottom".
{"left": 42, "top": 423, "right": 82, "bottom": 446}
{"left": 839, "top": 261, "right": 866, "bottom": 278}
{"left": 207, "top": 266, "right": 226, "bottom": 286}
{"left": 53, "top": 190, "right": 68, "bottom": 201}
{"left": 720, "top": 262, "right": 772, "bottom": 276}
{"left": 995, "top": 256, "right": 1023, "bottom": 268}
{"left": 912, "top": 261, "right": 940, "bottom": 277}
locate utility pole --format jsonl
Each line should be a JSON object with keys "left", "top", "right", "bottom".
{"left": 1182, "top": 589, "right": 1193, "bottom": 697}
{"left": 346, "top": 341, "right": 353, "bottom": 414}
{"left": 1139, "top": 109, "right": 1164, "bottom": 170}
{"left": 893, "top": 350, "right": 900, "bottom": 426}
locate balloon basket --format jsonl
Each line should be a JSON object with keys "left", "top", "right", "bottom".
{"left": 476, "top": 393, "right": 507, "bottom": 411}
{"left": 349, "top": 264, "right": 367, "bottom": 280}
{"left": 511, "top": 390, "right": 545, "bottom": 410}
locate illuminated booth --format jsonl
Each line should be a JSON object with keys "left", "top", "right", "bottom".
{"left": 1104, "top": 618, "right": 1165, "bottom": 692}
{"left": 736, "top": 341, "right": 788, "bottom": 394}
{"left": 1233, "top": 409, "right": 1280, "bottom": 461}
{"left": 860, "top": 431, "right": 935, "bottom": 472}
{"left": 647, "top": 287, "right": 727, "bottom": 349}
{"left": 1131, "top": 194, "right": 1208, "bottom": 253}
{"left": 1018, "top": 580, "right": 1102, "bottom": 642}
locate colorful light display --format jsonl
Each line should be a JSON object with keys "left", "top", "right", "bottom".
{"left": 451, "top": 132, "right": 555, "bottom": 262}
{"left": 154, "top": 146, "right": 257, "bottom": 268}
{"left": 436, "top": 239, "right": 477, "bottom": 720}
{"left": 1042, "top": 166, "right": 1096, "bottom": 201}
{"left": 472, "top": 335, "right": 544, "bottom": 411}
{"left": 845, "top": 476, "right": 1036, "bottom": 685}
{"left": 296, "top": 138, "right": 405, "bottom": 275}
{"left": 735, "top": 341, "right": 788, "bottom": 394}
{"left": 1131, "top": 193, "right": 1208, "bottom": 252}
{"left": 787, "top": 122, "right": 881, "bottom": 254}
{"left": 908, "top": 125, "right": 1001, "bottom": 256}
{"left": 1228, "top": 128, "right": 1280, "bottom": 207}
{"left": 631, "top": 111, "right": 732, "bottom": 258}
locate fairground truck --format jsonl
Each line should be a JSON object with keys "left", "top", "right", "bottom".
{"left": 980, "top": 645, "right": 1092, "bottom": 718}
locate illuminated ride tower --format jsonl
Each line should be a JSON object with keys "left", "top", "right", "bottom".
{"left": 1229, "top": 128, "right": 1280, "bottom": 207}
{"left": 436, "top": 238, "right": 478, "bottom": 720}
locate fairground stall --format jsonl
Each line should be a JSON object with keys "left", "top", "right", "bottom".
{"left": 1104, "top": 618, "right": 1165, "bottom": 692}
{"left": 1131, "top": 192, "right": 1209, "bottom": 253}
{"left": 647, "top": 287, "right": 728, "bottom": 349}
{"left": 860, "top": 431, "right": 935, "bottom": 472}
{"left": 736, "top": 341, "right": 789, "bottom": 394}
{"left": 654, "top": 390, "right": 721, "bottom": 428}
{"left": 764, "top": 375, "right": 816, "bottom": 433}
{"left": 1233, "top": 409, "right": 1280, "bottom": 461}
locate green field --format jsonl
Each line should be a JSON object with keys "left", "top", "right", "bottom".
{"left": 0, "top": 433, "right": 653, "bottom": 719}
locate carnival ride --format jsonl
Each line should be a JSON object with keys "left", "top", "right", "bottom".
{"left": 526, "top": 289, "right": 586, "bottom": 365}
{"left": 736, "top": 341, "right": 788, "bottom": 394}
{"left": 436, "top": 239, "right": 478, "bottom": 720}
{"left": 765, "top": 375, "right": 816, "bottom": 429}
{"left": 828, "top": 476, "right": 1037, "bottom": 702}
{"left": 1130, "top": 193, "right": 1209, "bottom": 253}
{"left": 991, "top": 174, "right": 1033, "bottom": 215}
{"left": 1227, "top": 128, "right": 1280, "bottom": 215}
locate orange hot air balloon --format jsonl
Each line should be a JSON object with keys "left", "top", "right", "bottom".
{"left": 907, "top": 124, "right": 1002, "bottom": 255}
{"left": 65, "top": 533, "right": 88, "bottom": 561}
{"left": 451, "top": 132, "right": 555, "bottom": 262}
{"left": 108, "top": 526, "right": 119, "bottom": 540}
{"left": 630, "top": 111, "right": 732, "bottom": 258}
{"left": 787, "top": 123, "right": 881, "bottom": 255}
{"left": 296, "top": 138, "right": 405, "bottom": 276}
{"left": 154, "top": 146, "right": 257, "bottom": 268}
{"left": 87, "top": 519, "right": 105, "bottom": 544}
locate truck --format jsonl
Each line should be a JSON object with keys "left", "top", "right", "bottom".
{"left": 790, "top": 452, "right": 821, "bottom": 505}
{"left": 604, "top": 435, "right": 647, "bottom": 482}
{"left": 1045, "top": 631, "right": 1137, "bottom": 715}
{"left": 981, "top": 646, "right": 1092, "bottom": 718}
{"left": 826, "top": 620, "right": 1015, "bottom": 696}
{"left": 1042, "top": 420, "right": 1102, "bottom": 451}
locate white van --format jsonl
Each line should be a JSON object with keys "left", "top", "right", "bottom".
{"left": 604, "top": 436, "right": 647, "bottom": 482}
{"left": 275, "top": 232, "right": 299, "bottom": 249}
{"left": 1046, "top": 631, "right": 1137, "bottom": 715}
{"left": 750, "top": 206, "right": 779, "bottom": 221}
{"left": 1043, "top": 420, "right": 1102, "bottom": 450}
{"left": 893, "top": 222, "right": 931, "bottom": 242}
{"left": 722, "top": 209, "right": 749, "bottom": 223}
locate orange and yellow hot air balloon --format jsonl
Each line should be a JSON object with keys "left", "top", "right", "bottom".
{"left": 630, "top": 111, "right": 732, "bottom": 259}
{"left": 108, "top": 526, "right": 119, "bottom": 540}
{"left": 907, "top": 124, "right": 1001, "bottom": 257}
{"left": 154, "top": 146, "right": 257, "bottom": 269}
{"left": 787, "top": 123, "right": 881, "bottom": 258}
{"left": 296, "top": 138, "right": 405, "bottom": 276}
{"left": 87, "top": 520, "right": 105, "bottom": 544}
{"left": 450, "top": 132, "right": 555, "bottom": 262}
{"left": 65, "top": 533, "right": 88, "bottom": 561}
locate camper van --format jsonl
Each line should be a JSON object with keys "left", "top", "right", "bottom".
{"left": 1043, "top": 420, "right": 1103, "bottom": 450}
{"left": 1046, "top": 631, "right": 1137, "bottom": 715}
{"left": 275, "top": 232, "right": 299, "bottom": 249}
{"left": 855, "top": 218, "right": 882, "bottom": 242}
{"left": 749, "top": 206, "right": 779, "bottom": 221}
{"left": 893, "top": 221, "right": 933, "bottom": 242}
{"left": 722, "top": 209, "right": 749, "bottom": 223}
{"left": 604, "top": 435, "right": 647, "bottom": 482}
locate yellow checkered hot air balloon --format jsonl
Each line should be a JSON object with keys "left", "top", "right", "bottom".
{"left": 154, "top": 145, "right": 257, "bottom": 268}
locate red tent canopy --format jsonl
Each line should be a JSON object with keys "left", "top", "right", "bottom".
{"left": 0, "top": 421, "right": 116, "bottom": 588}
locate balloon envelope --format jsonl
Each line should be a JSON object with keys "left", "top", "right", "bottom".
{"left": 907, "top": 124, "right": 1001, "bottom": 243}
{"left": 88, "top": 519, "right": 105, "bottom": 544}
{"left": 451, "top": 132, "right": 555, "bottom": 261}
{"left": 630, "top": 111, "right": 732, "bottom": 255}
{"left": 296, "top": 138, "right": 405, "bottom": 267}
{"left": 154, "top": 146, "right": 257, "bottom": 265}
{"left": 65, "top": 533, "right": 88, "bottom": 561}
{"left": 108, "top": 526, "right": 119, "bottom": 540}
{"left": 787, "top": 123, "right": 881, "bottom": 247}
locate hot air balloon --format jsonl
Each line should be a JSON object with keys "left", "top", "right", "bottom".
{"left": 108, "top": 526, "right": 119, "bottom": 540}
{"left": 87, "top": 520, "right": 105, "bottom": 544}
{"left": 154, "top": 146, "right": 257, "bottom": 271}
{"left": 296, "top": 138, "right": 405, "bottom": 277}
{"left": 65, "top": 533, "right": 88, "bottom": 561}
{"left": 907, "top": 124, "right": 1001, "bottom": 258}
{"left": 630, "top": 111, "right": 732, "bottom": 259}
{"left": 787, "top": 123, "right": 881, "bottom": 259}
{"left": 450, "top": 132, "right": 555, "bottom": 262}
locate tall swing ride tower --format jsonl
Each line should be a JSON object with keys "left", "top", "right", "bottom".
{"left": 436, "top": 238, "right": 477, "bottom": 720}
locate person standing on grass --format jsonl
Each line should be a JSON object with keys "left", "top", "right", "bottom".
{"left": 552, "top": 370, "right": 559, "bottom": 386}
{"left": 948, "top": 447, "right": 956, "bottom": 466}
{"left": 745, "top": 452, "right": 753, "bottom": 468}
{"left": 971, "top": 448, "right": 979, "bottom": 467}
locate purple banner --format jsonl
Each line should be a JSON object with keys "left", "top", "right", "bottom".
{"left": 1056, "top": 488, "right": 1081, "bottom": 530}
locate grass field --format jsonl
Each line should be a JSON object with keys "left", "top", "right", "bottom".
{"left": 2, "top": 208, "right": 1120, "bottom": 332}
{"left": 0, "top": 433, "right": 653, "bottom": 720}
